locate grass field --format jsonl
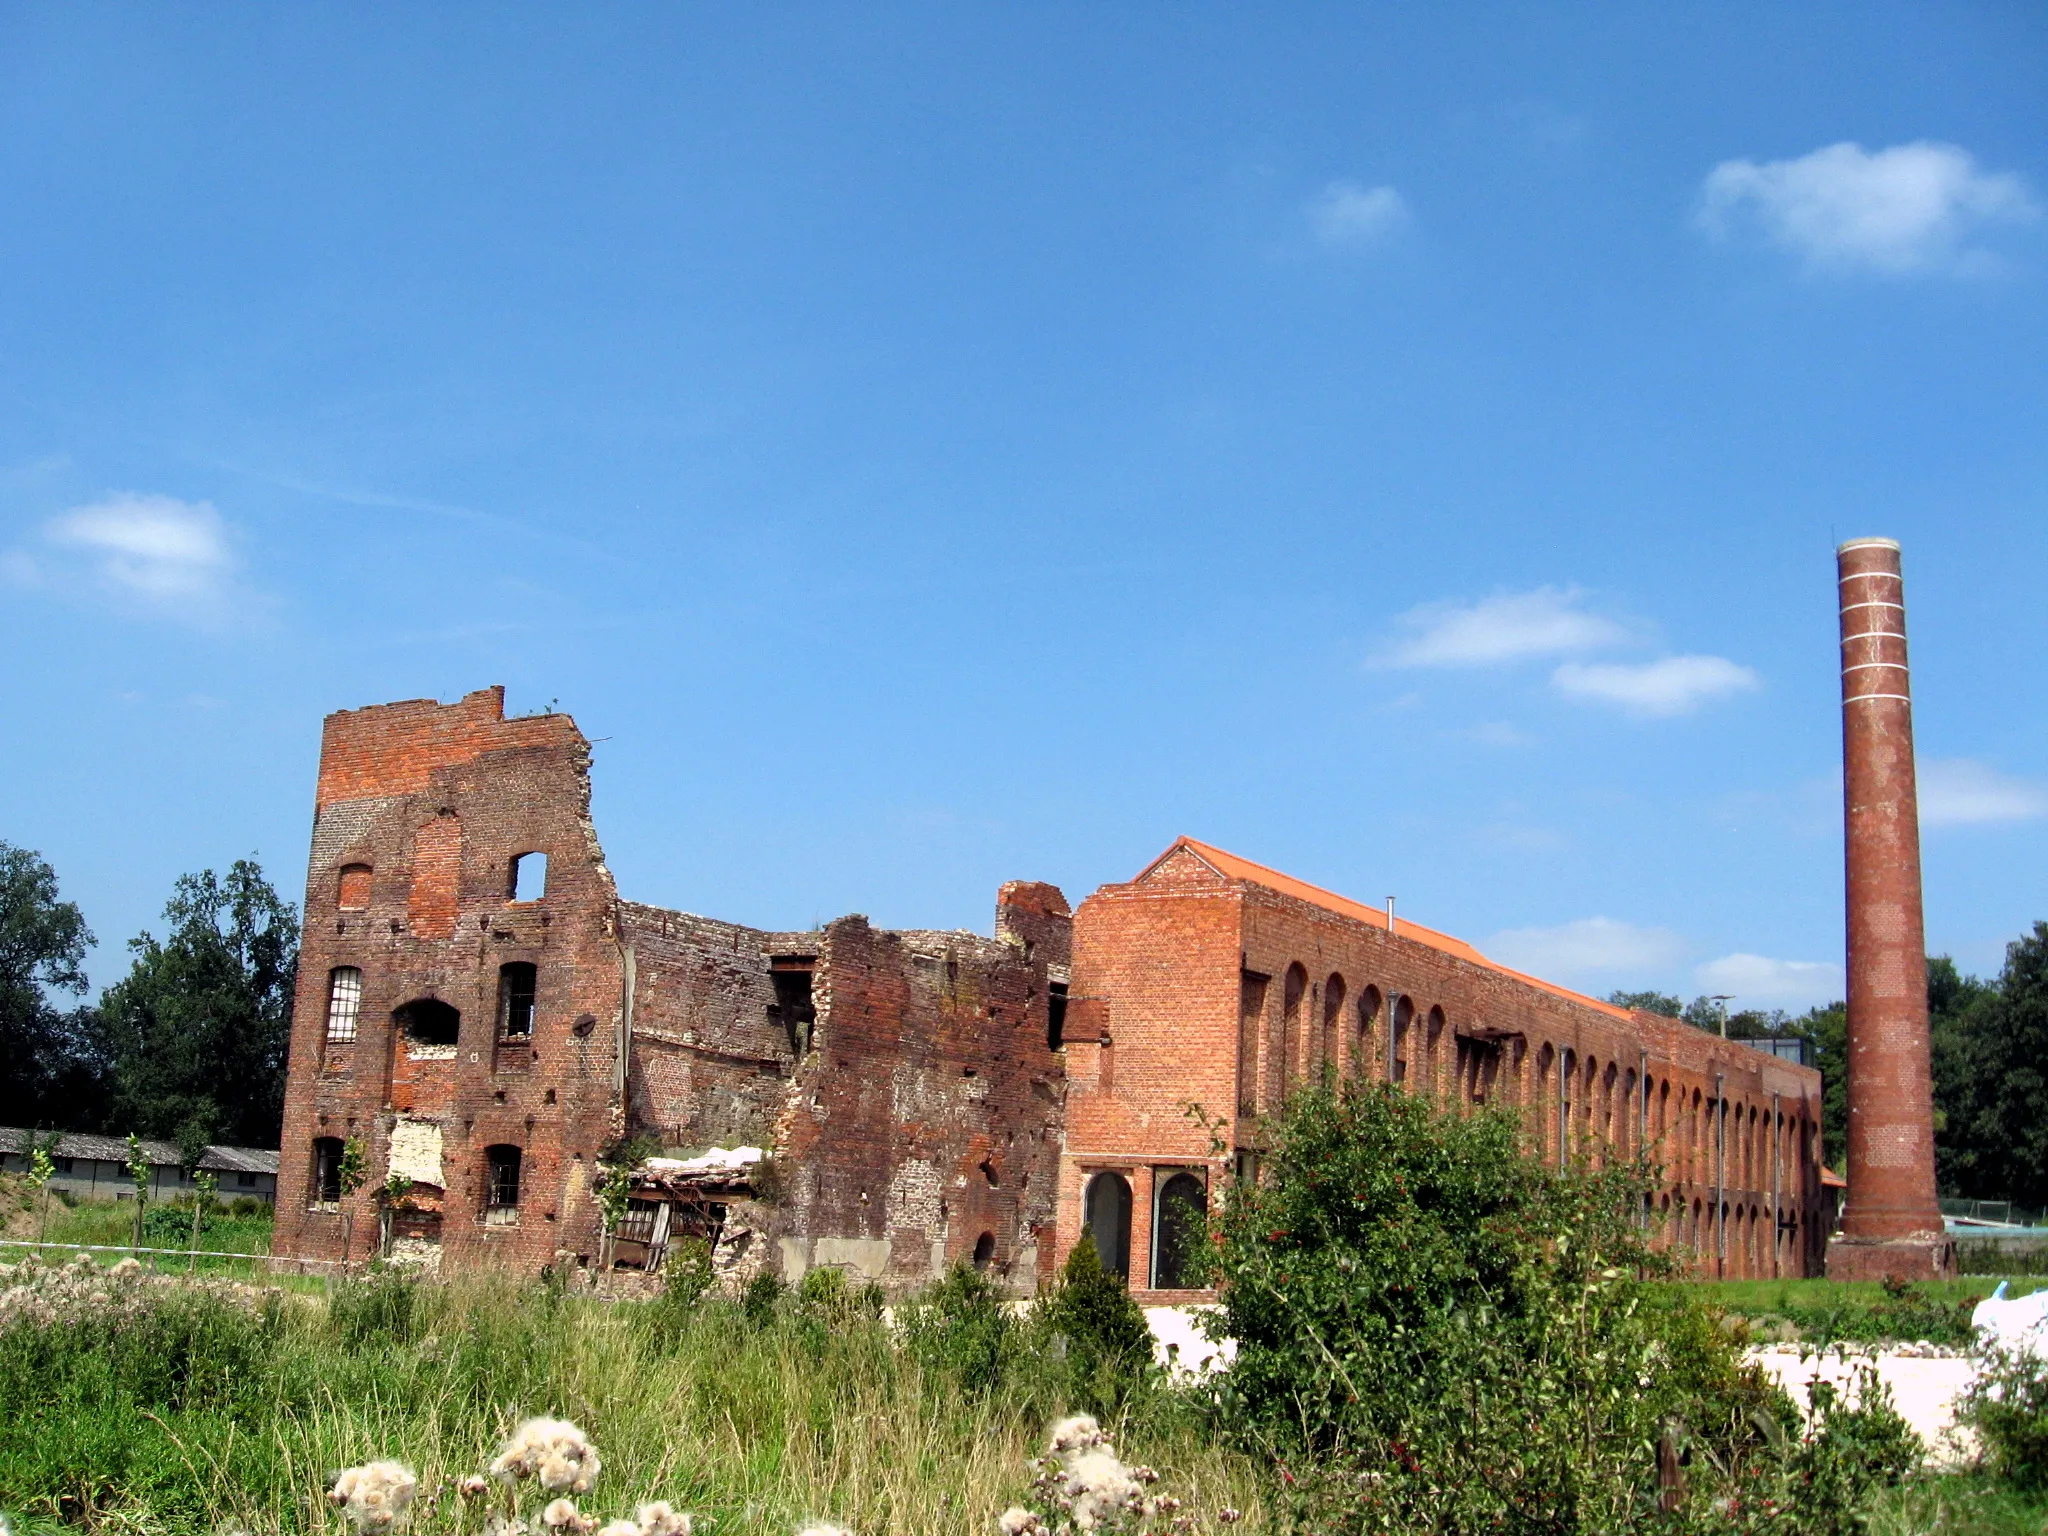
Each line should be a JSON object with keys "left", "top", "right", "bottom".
{"left": 0, "top": 1191, "right": 276, "bottom": 1278}
{"left": 0, "top": 1263, "right": 1271, "bottom": 1536}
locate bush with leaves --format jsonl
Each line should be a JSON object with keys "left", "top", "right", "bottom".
{"left": 902, "top": 1261, "right": 1020, "bottom": 1395}
{"left": 1040, "top": 1231, "right": 1154, "bottom": 1414}
{"left": 1204, "top": 1080, "right": 1791, "bottom": 1535}
{"left": 1962, "top": 1345, "right": 2048, "bottom": 1493}
{"left": 1707, "top": 1363, "right": 1920, "bottom": 1536}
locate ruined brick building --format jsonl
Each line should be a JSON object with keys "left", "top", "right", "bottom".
{"left": 274, "top": 687, "right": 1826, "bottom": 1291}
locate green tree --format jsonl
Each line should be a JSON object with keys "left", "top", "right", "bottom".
{"left": 0, "top": 841, "right": 109, "bottom": 1127}
{"left": 1605, "top": 990, "right": 1682, "bottom": 1018}
{"left": 96, "top": 860, "right": 298, "bottom": 1150}
{"left": 1206, "top": 1079, "right": 1786, "bottom": 1534}
{"left": 1947, "top": 924, "right": 2048, "bottom": 1207}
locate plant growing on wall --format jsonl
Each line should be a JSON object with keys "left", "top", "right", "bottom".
{"left": 338, "top": 1134, "right": 368, "bottom": 1272}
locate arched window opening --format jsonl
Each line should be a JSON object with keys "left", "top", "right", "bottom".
{"left": 1152, "top": 1171, "right": 1208, "bottom": 1290}
{"left": 1356, "top": 986, "right": 1383, "bottom": 1081}
{"left": 1083, "top": 1171, "right": 1133, "bottom": 1280}
{"left": 338, "top": 863, "right": 373, "bottom": 910}
{"left": 1279, "top": 963, "right": 1308, "bottom": 1091}
{"left": 1237, "top": 971, "right": 1270, "bottom": 1116}
{"left": 509, "top": 851, "right": 548, "bottom": 902}
{"left": 1047, "top": 980, "right": 1069, "bottom": 1052}
{"left": 395, "top": 997, "right": 461, "bottom": 1049}
{"left": 484, "top": 1145, "right": 523, "bottom": 1221}
{"left": 325, "top": 967, "right": 363, "bottom": 1044}
{"left": 311, "top": 1136, "right": 345, "bottom": 1207}
{"left": 498, "top": 963, "right": 537, "bottom": 1039}
{"left": 1321, "top": 974, "right": 1346, "bottom": 1080}
{"left": 973, "top": 1232, "right": 997, "bottom": 1271}
{"left": 1391, "top": 996, "right": 1415, "bottom": 1084}
{"left": 1424, "top": 1006, "right": 1446, "bottom": 1098}
{"left": 1560, "top": 1050, "right": 1577, "bottom": 1162}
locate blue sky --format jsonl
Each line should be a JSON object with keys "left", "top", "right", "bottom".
{"left": 3, "top": 4, "right": 2043, "bottom": 1011}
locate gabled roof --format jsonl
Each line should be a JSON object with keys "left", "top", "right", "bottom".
{"left": 1137, "top": 837, "right": 1635, "bottom": 1025}
{"left": 0, "top": 1127, "right": 279, "bottom": 1175}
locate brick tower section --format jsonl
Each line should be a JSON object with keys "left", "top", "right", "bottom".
{"left": 1826, "top": 539, "right": 1953, "bottom": 1281}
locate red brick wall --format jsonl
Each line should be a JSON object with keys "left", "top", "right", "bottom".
{"left": 274, "top": 689, "right": 624, "bottom": 1275}
{"left": 1056, "top": 845, "right": 1828, "bottom": 1298}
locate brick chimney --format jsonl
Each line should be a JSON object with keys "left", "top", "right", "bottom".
{"left": 1826, "top": 538, "right": 1953, "bottom": 1281}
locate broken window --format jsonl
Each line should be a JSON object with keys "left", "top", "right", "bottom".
{"left": 509, "top": 851, "right": 548, "bottom": 902}
{"left": 1047, "top": 980, "right": 1069, "bottom": 1051}
{"left": 325, "top": 967, "right": 363, "bottom": 1043}
{"left": 395, "top": 997, "right": 461, "bottom": 1048}
{"left": 312, "top": 1136, "right": 345, "bottom": 1206}
{"left": 769, "top": 957, "right": 817, "bottom": 1054}
{"left": 338, "top": 864, "right": 373, "bottom": 910}
{"left": 484, "top": 1145, "right": 522, "bottom": 1218}
{"left": 972, "top": 1232, "right": 996, "bottom": 1271}
{"left": 1152, "top": 1170, "right": 1208, "bottom": 1289}
{"left": 1083, "top": 1171, "right": 1132, "bottom": 1280}
{"left": 498, "top": 963, "right": 537, "bottom": 1039}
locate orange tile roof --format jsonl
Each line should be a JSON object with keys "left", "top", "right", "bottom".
{"left": 1146, "top": 837, "right": 1636, "bottom": 1024}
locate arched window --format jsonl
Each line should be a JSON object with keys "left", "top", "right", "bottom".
{"left": 1084, "top": 1171, "right": 1133, "bottom": 1280}
{"left": 1237, "top": 971, "right": 1269, "bottom": 1116}
{"left": 338, "top": 864, "right": 372, "bottom": 910}
{"left": 1279, "top": 964, "right": 1308, "bottom": 1091}
{"left": 311, "top": 1136, "right": 345, "bottom": 1207}
{"left": 973, "top": 1232, "right": 997, "bottom": 1271}
{"left": 1152, "top": 1171, "right": 1208, "bottom": 1290}
{"left": 1391, "top": 996, "right": 1415, "bottom": 1084}
{"left": 1424, "top": 1006, "right": 1446, "bottom": 1098}
{"left": 509, "top": 851, "right": 548, "bottom": 902}
{"left": 325, "top": 967, "right": 363, "bottom": 1043}
{"left": 1533, "top": 1043, "right": 1554, "bottom": 1153}
{"left": 1560, "top": 1050, "right": 1577, "bottom": 1161}
{"left": 1356, "top": 986, "right": 1382, "bottom": 1081}
{"left": 395, "top": 997, "right": 461, "bottom": 1049}
{"left": 1321, "top": 974, "right": 1346, "bottom": 1080}
{"left": 484, "top": 1145, "right": 522, "bottom": 1220}
{"left": 498, "top": 963, "right": 537, "bottom": 1039}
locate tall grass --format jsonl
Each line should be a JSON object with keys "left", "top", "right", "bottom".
{"left": 0, "top": 1264, "right": 1268, "bottom": 1536}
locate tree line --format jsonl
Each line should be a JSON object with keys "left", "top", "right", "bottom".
{"left": 1611, "top": 920, "right": 2048, "bottom": 1210}
{"left": 0, "top": 839, "right": 297, "bottom": 1163}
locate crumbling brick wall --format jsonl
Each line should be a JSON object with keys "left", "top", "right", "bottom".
{"left": 773, "top": 887, "right": 1070, "bottom": 1295}
{"left": 274, "top": 688, "right": 625, "bottom": 1274}
{"left": 275, "top": 687, "right": 1071, "bottom": 1293}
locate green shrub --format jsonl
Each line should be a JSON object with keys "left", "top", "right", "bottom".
{"left": 1038, "top": 1230, "right": 1154, "bottom": 1414}
{"left": 901, "top": 1261, "right": 1018, "bottom": 1394}
{"left": 1710, "top": 1363, "right": 1921, "bottom": 1536}
{"left": 1205, "top": 1079, "right": 1791, "bottom": 1535}
{"left": 1963, "top": 1346, "right": 2048, "bottom": 1493}
{"left": 741, "top": 1269, "right": 786, "bottom": 1327}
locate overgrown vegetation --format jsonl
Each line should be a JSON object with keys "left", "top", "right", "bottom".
{"left": 0, "top": 1252, "right": 1259, "bottom": 1536}
{"left": 1201, "top": 1079, "right": 1917, "bottom": 1535}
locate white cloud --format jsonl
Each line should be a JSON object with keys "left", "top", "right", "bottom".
{"left": 1379, "top": 586, "right": 1625, "bottom": 668}
{"left": 1693, "top": 953, "right": 1844, "bottom": 1009}
{"left": 1310, "top": 180, "right": 1410, "bottom": 247}
{"left": 1918, "top": 757, "right": 2048, "bottom": 826}
{"left": 28, "top": 493, "right": 242, "bottom": 624}
{"left": 1697, "top": 140, "right": 2039, "bottom": 275}
{"left": 1485, "top": 917, "right": 1689, "bottom": 981}
{"left": 1550, "top": 654, "right": 1759, "bottom": 717}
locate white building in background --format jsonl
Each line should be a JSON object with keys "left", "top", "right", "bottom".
{"left": 0, "top": 1128, "right": 278, "bottom": 1204}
